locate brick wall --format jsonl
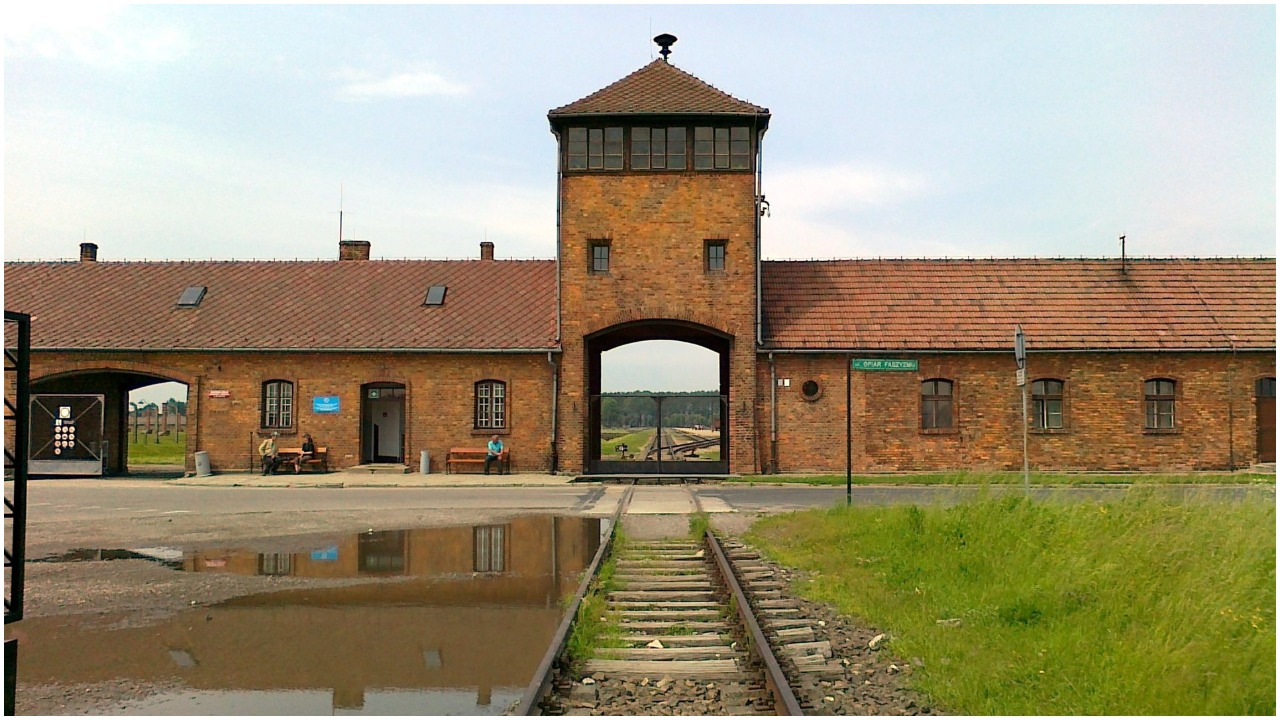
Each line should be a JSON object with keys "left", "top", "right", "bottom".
{"left": 758, "top": 351, "right": 1276, "bottom": 472}
{"left": 22, "top": 351, "right": 556, "bottom": 474}
{"left": 556, "top": 172, "right": 761, "bottom": 474}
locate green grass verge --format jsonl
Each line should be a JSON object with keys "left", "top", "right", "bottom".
{"left": 729, "top": 470, "right": 1273, "bottom": 486}
{"left": 746, "top": 493, "right": 1275, "bottom": 715}
{"left": 600, "top": 429, "right": 655, "bottom": 457}
{"left": 688, "top": 511, "right": 711, "bottom": 541}
{"left": 127, "top": 432, "right": 187, "bottom": 465}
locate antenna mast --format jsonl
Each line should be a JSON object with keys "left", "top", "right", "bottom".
{"left": 339, "top": 184, "right": 344, "bottom": 243}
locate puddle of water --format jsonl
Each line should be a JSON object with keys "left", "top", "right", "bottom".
{"left": 121, "top": 688, "right": 524, "bottom": 716}
{"left": 18, "top": 515, "right": 606, "bottom": 715}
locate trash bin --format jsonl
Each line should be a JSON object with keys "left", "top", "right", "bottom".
{"left": 420, "top": 449, "right": 430, "bottom": 475}
{"left": 194, "top": 451, "right": 212, "bottom": 477}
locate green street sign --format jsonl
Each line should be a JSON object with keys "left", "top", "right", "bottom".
{"left": 852, "top": 358, "right": 919, "bottom": 372}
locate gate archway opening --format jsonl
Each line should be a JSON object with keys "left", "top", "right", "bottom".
{"left": 31, "top": 370, "right": 189, "bottom": 477}
{"left": 586, "top": 321, "right": 730, "bottom": 475}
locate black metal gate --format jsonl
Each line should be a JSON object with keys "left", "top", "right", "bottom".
{"left": 5, "top": 311, "right": 32, "bottom": 714}
{"left": 29, "top": 394, "right": 105, "bottom": 476}
{"left": 589, "top": 393, "right": 728, "bottom": 475}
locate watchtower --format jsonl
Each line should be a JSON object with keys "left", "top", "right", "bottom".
{"left": 548, "top": 35, "right": 771, "bottom": 475}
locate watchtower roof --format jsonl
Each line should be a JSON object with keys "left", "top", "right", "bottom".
{"left": 548, "top": 59, "right": 770, "bottom": 120}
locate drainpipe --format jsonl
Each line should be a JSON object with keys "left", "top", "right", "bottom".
{"left": 754, "top": 117, "right": 766, "bottom": 348}
{"left": 769, "top": 352, "right": 778, "bottom": 474}
{"left": 552, "top": 128, "right": 563, "bottom": 346}
{"left": 548, "top": 351, "right": 559, "bottom": 473}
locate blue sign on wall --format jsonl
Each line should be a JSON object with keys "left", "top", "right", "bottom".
{"left": 310, "top": 545, "right": 339, "bottom": 562}
{"left": 312, "top": 396, "right": 340, "bottom": 414}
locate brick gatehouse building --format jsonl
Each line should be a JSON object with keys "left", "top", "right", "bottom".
{"left": 6, "top": 47, "right": 1276, "bottom": 476}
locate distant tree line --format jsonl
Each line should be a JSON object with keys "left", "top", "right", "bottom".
{"left": 600, "top": 391, "right": 721, "bottom": 429}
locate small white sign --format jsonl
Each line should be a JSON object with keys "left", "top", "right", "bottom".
{"left": 1016, "top": 368, "right": 1027, "bottom": 386}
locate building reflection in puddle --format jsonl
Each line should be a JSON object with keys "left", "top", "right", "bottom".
{"left": 16, "top": 515, "right": 604, "bottom": 715}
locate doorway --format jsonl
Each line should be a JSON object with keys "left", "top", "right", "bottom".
{"left": 1257, "top": 377, "right": 1275, "bottom": 463}
{"left": 361, "top": 383, "right": 405, "bottom": 464}
{"left": 585, "top": 321, "right": 730, "bottom": 475}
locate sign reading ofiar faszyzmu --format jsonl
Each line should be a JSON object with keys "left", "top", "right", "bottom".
{"left": 852, "top": 358, "right": 919, "bottom": 371}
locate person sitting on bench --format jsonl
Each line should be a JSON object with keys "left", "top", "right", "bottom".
{"left": 258, "top": 431, "right": 281, "bottom": 475}
{"left": 294, "top": 433, "right": 315, "bottom": 474}
{"left": 484, "top": 435, "right": 504, "bottom": 475}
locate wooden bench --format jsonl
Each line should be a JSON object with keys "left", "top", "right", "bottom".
{"left": 276, "top": 446, "right": 329, "bottom": 473}
{"left": 446, "top": 447, "right": 510, "bottom": 474}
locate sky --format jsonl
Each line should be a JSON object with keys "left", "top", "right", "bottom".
{"left": 5, "top": 4, "right": 1276, "bottom": 401}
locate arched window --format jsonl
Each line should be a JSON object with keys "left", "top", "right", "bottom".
{"left": 1144, "top": 379, "right": 1176, "bottom": 429}
{"left": 921, "top": 379, "right": 954, "bottom": 429}
{"left": 261, "top": 380, "right": 294, "bottom": 429}
{"left": 475, "top": 380, "right": 507, "bottom": 430}
{"left": 1032, "top": 379, "right": 1065, "bottom": 429}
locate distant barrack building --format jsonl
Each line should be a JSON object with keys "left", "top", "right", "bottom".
{"left": 5, "top": 43, "right": 1276, "bottom": 476}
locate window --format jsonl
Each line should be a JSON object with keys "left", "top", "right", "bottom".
{"left": 358, "top": 530, "right": 406, "bottom": 574}
{"left": 475, "top": 380, "right": 506, "bottom": 429}
{"left": 257, "top": 553, "right": 294, "bottom": 576}
{"left": 574, "top": 127, "right": 624, "bottom": 170}
{"left": 695, "top": 126, "right": 750, "bottom": 170}
{"left": 730, "top": 126, "right": 751, "bottom": 169}
{"left": 1032, "top": 379, "right": 1064, "bottom": 429}
{"left": 630, "top": 127, "right": 687, "bottom": 170}
{"left": 921, "top": 379, "right": 954, "bottom": 429}
{"left": 423, "top": 285, "right": 447, "bottom": 306}
{"left": 694, "top": 127, "right": 714, "bottom": 170}
{"left": 1257, "top": 377, "right": 1276, "bottom": 398}
{"left": 567, "top": 127, "right": 588, "bottom": 169}
{"left": 706, "top": 241, "right": 726, "bottom": 272}
{"left": 261, "top": 380, "right": 294, "bottom": 429}
{"left": 176, "top": 286, "right": 207, "bottom": 308}
{"left": 590, "top": 242, "right": 610, "bottom": 273}
{"left": 1145, "top": 379, "right": 1176, "bottom": 429}
{"left": 473, "top": 525, "right": 508, "bottom": 573}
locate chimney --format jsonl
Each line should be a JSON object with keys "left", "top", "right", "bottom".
{"left": 339, "top": 239, "right": 371, "bottom": 261}
{"left": 480, "top": 241, "right": 495, "bottom": 261}
{"left": 79, "top": 242, "right": 98, "bottom": 262}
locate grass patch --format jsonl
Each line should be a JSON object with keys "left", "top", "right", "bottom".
{"left": 688, "top": 511, "right": 711, "bottom": 541}
{"left": 127, "top": 432, "right": 186, "bottom": 465}
{"left": 747, "top": 493, "right": 1275, "bottom": 715}
{"left": 729, "top": 470, "right": 1272, "bottom": 486}
{"left": 600, "top": 429, "right": 655, "bottom": 457}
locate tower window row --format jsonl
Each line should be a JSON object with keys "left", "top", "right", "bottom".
{"left": 565, "top": 125, "right": 753, "bottom": 172}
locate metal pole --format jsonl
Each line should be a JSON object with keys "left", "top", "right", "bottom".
{"left": 846, "top": 354, "right": 852, "bottom": 506}
{"left": 1021, "top": 381, "right": 1030, "bottom": 496}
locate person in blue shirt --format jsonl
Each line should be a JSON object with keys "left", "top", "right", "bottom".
{"left": 484, "top": 435, "right": 504, "bottom": 475}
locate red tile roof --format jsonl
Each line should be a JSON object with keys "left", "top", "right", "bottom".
{"left": 4, "top": 259, "right": 558, "bottom": 351}
{"left": 549, "top": 60, "right": 769, "bottom": 118}
{"left": 762, "top": 258, "right": 1276, "bottom": 352}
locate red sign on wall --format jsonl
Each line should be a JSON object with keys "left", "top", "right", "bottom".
{"left": 207, "top": 389, "right": 231, "bottom": 398}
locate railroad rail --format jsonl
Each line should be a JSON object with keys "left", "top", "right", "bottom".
{"left": 521, "top": 486, "right": 841, "bottom": 716}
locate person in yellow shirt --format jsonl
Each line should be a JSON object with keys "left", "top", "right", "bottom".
{"left": 258, "top": 431, "right": 280, "bottom": 475}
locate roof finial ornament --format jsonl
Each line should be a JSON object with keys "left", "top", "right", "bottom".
{"left": 654, "top": 33, "right": 677, "bottom": 62}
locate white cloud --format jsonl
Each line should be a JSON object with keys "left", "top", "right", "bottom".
{"left": 337, "top": 70, "right": 469, "bottom": 100}
{"left": 767, "top": 163, "right": 931, "bottom": 214}
{"left": 3, "top": 4, "right": 186, "bottom": 66}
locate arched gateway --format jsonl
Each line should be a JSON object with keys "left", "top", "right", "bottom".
{"left": 585, "top": 320, "right": 731, "bottom": 475}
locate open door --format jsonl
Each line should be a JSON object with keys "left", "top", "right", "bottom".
{"left": 361, "top": 383, "right": 405, "bottom": 464}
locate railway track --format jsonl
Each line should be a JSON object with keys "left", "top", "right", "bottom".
{"left": 518, "top": 487, "right": 927, "bottom": 715}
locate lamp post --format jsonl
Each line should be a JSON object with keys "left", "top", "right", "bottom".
{"left": 1015, "top": 326, "right": 1029, "bottom": 496}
